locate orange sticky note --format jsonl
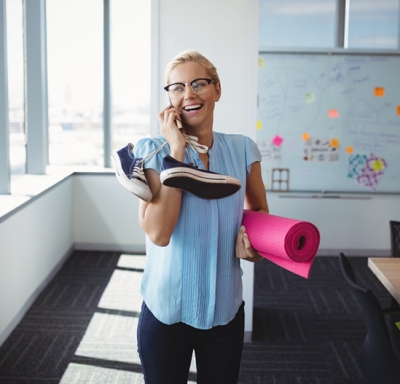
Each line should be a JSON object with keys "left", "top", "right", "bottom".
{"left": 397, "top": 105, "right": 400, "bottom": 115}
{"left": 330, "top": 138, "right": 340, "bottom": 148}
{"left": 346, "top": 146, "right": 354, "bottom": 154}
{"left": 374, "top": 87, "right": 385, "bottom": 97}
{"left": 328, "top": 109, "right": 339, "bottom": 118}
{"left": 302, "top": 133, "right": 310, "bottom": 141}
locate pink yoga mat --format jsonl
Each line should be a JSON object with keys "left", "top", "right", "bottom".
{"left": 242, "top": 210, "right": 320, "bottom": 279}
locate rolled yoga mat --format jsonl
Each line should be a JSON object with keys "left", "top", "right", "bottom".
{"left": 242, "top": 210, "right": 320, "bottom": 279}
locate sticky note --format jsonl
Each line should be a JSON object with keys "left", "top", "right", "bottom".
{"left": 272, "top": 135, "right": 283, "bottom": 147}
{"left": 304, "top": 93, "right": 315, "bottom": 103}
{"left": 346, "top": 146, "right": 354, "bottom": 154}
{"left": 256, "top": 120, "right": 262, "bottom": 130}
{"left": 302, "top": 133, "right": 310, "bottom": 141}
{"left": 258, "top": 58, "right": 265, "bottom": 67}
{"left": 330, "top": 138, "right": 340, "bottom": 148}
{"left": 328, "top": 109, "right": 339, "bottom": 118}
{"left": 397, "top": 105, "right": 400, "bottom": 115}
{"left": 374, "top": 87, "right": 385, "bottom": 97}
{"left": 371, "top": 159, "right": 385, "bottom": 172}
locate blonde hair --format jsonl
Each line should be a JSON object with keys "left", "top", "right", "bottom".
{"left": 164, "top": 50, "right": 220, "bottom": 85}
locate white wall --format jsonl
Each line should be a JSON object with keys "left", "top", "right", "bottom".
{"left": 0, "top": 178, "right": 73, "bottom": 345}
{"left": 155, "top": 0, "right": 259, "bottom": 139}
{"left": 73, "top": 174, "right": 145, "bottom": 253}
{"left": 267, "top": 193, "right": 399, "bottom": 256}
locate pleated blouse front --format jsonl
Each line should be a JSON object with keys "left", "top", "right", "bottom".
{"left": 134, "top": 131, "right": 261, "bottom": 330}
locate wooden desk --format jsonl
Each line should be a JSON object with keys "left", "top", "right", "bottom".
{"left": 368, "top": 258, "right": 400, "bottom": 304}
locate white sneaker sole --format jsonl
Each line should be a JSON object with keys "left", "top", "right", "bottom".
{"left": 160, "top": 167, "right": 241, "bottom": 199}
{"left": 111, "top": 153, "right": 153, "bottom": 202}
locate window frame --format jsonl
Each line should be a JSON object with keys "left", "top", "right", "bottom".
{"left": 259, "top": 0, "right": 400, "bottom": 54}
{"left": 0, "top": 0, "right": 10, "bottom": 194}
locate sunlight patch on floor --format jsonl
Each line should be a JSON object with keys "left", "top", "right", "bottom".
{"left": 118, "top": 254, "right": 147, "bottom": 270}
{"left": 98, "top": 269, "right": 143, "bottom": 312}
{"left": 75, "top": 312, "right": 141, "bottom": 365}
{"left": 60, "top": 363, "right": 145, "bottom": 384}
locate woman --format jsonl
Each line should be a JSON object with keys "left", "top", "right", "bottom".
{"left": 134, "top": 50, "right": 269, "bottom": 384}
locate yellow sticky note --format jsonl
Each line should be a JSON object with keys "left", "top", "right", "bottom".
{"left": 397, "top": 105, "right": 400, "bottom": 115}
{"left": 346, "top": 146, "right": 354, "bottom": 154}
{"left": 330, "top": 138, "right": 340, "bottom": 148}
{"left": 304, "top": 93, "right": 315, "bottom": 103}
{"left": 258, "top": 58, "right": 265, "bottom": 67}
{"left": 302, "top": 133, "right": 310, "bottom": 141}
{"left": 328, "top": 109, "right": 339, "bottom": 119}
{"left": 374, "top": 87, "right": 385, "bottom": 97}
{"left": 371, "top": 159, "right": 385, "bottom": 172}
{"left": 256, "top": 120, "right": 262, "bottom": 130}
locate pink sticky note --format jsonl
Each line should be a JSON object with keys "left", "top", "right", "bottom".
{"left": 328, "top": 109, "right": 339, "bottom": 118}
{"left": 272, "top": 135, "right": 284, "bottom": 147}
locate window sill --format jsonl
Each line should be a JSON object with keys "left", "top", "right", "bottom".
{"left": 0, "top": 166, "right": 114, "bottom": 222}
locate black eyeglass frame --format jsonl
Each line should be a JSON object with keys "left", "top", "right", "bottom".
{"left": 163, "top": 78, "right": 216, "bottom": 93}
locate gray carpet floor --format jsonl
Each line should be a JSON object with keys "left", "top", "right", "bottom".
{"left": 0, "top": 251, "right": 394, "bottom": 383}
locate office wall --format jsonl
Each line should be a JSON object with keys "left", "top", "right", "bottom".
{"left": 156, "top": 0, "right": 259, "bottom": 139}
{"left": 70, "top": 175, "right": 398, "bottom": 255}
{"left": 0, "top": 178, "right": 73, "bottom": 345}
{"left": 267, "top": 193, "right": 397, "bottom": 256}
{"left": 72, "top": 174, "right": 145, "bottom": 252}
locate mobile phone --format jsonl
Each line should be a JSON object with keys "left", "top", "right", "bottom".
{"left": 168, "top": 96, "right": 182, "bottom": 129}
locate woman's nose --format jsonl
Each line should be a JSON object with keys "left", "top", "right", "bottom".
{"left": 184, "top": 85, "right": 196, "bottom": 98}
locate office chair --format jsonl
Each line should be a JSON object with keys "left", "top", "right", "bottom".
{"left": 390, "top": 220, "right": 400, "bottom": 258}
{"left": 339, "top": 253, "right": 400, "bottom": 384}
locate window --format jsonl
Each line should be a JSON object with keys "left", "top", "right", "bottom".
{"left": 259, "top": 0, "right": 337, "bottom": 49}
{"left": 46, "top": 0, "right": 151, "bottom": 167}
{"left": 259, "top": 0, "right": 400, "bottom": 51}
{"left": 46, "top": 0, "right": 104, "bottom": 166}
{"left": 347, "top": 0, "right": 400, "bottom": 49}
{"left": 111, "top": 0, "right": 151, "bottom": 153}
{"left": 6, "top": 0, "right": 26, "bottom": 180}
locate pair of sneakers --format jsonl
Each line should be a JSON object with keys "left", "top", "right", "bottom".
{"left": 112, "top": 140, "right": 241, "bottom": 201}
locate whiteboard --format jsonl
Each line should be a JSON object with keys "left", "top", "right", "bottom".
{"left": 257, "top": 52, "right": 400, "bottom": 193}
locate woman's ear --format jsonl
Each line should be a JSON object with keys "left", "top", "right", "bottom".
{"left": 214, "top": 82, "right": 222, "bottom": 102}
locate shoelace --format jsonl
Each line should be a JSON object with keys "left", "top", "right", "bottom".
{"left": 131, "top": 163, "right": 148, "bottom": 183}
{"left": 138, "top": 134, "right": 209, "bottom": 169}
{"left": 183, "top": 134, "right": 208, "bottom": 154}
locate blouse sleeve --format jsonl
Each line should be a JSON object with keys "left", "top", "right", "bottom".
{"left": 133, "top": 137, "right": 169, "bottom": 173}
{"left": 244, "top": 136, "right": 262, "bottom": 178}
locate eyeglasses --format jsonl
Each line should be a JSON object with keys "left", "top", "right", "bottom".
{"left": 164, "top": 78, "right": 216, "bottom": 98}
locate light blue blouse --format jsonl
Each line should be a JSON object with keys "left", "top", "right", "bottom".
{"left": 134, "top": 131, "right": 261, "bottom": 330}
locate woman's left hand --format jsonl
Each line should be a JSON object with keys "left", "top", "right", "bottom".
{"left": 235, "top": 226, "right": 264, "bottom": 262}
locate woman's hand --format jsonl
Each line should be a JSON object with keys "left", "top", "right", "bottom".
{"left": 158, "top": 105, "right": 186, "bottom": 161}
{"left": 235, "top": 225, "right": 264, "bottom": 263}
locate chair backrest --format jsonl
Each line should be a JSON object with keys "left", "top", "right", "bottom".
{"left": 390, "top": 220, "right": 400, "bottom": 258}
{"left": 339, "top": 253, "right": 400, "bottom": 384}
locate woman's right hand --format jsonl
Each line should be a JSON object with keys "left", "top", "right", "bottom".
{"left": 158, "top": 106, "right": 186, "bottom": 161}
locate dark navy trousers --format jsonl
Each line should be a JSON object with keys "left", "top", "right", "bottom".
{"left": 137, "top": 301, "right": 245, "bottom": 384}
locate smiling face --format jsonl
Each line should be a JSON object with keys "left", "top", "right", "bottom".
{"left": 167, "top": 62, "right": 221, "bottom": 132}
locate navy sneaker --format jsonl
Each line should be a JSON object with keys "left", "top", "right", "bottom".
{"left": 160, "top": 155, "right": 241, "bottom": 199}
{"left": 111, "top": 143, "right": 152, "bottom": 202}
